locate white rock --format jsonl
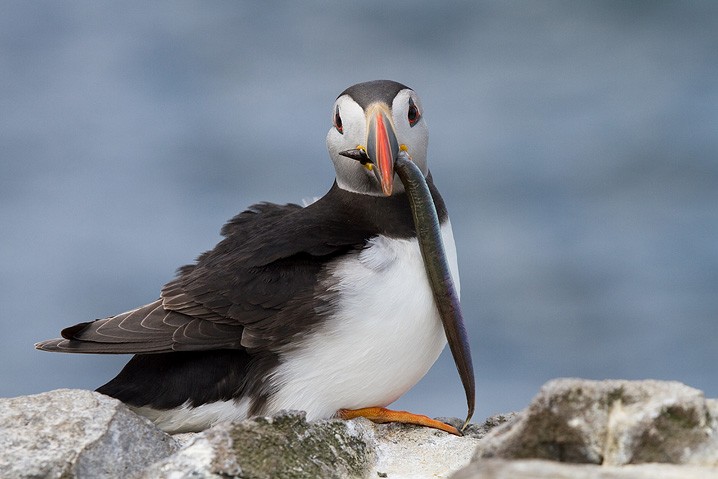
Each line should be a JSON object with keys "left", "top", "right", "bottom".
{"left": 0, "top": 389, "right": 178, "bottom": 479}
{"left": 452, "top": 458, "right": 718, "bottom": 479}
{"left": 473, "top": 378, "right": 718, "bottom": 466}
{"left": 366, "top": 420, "right": 483, "bottom": 479}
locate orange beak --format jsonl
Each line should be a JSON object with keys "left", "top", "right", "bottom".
{"left": 366, "top": 106, "right": 399, "bottom": 196}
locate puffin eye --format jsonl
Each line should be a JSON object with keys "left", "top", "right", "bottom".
{"left": 334, "top": 106, "right": 343, "bottom": 134}
{"left": 408, "top": 98, "right": 421, "bottom": 127}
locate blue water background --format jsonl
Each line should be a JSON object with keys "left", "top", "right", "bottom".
{"left": 2, "top": 1, "right": 717, "bottom": 419}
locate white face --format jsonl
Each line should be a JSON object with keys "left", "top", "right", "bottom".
{"left": 326, "top": 88, "right": 429, "bottom": 196}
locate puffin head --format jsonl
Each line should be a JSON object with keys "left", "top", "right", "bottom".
{"left": 326, "top": 80, "right": 429, "bottom": 196}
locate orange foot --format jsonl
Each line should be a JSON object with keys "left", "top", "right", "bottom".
{"left": 337, "top": 406, "right": 461, "bottom": 436}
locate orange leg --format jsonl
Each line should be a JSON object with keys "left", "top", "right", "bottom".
{"left": 337, "top": 406, "right": 461, "bottom": 436}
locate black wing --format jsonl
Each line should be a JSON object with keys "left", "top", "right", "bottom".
{"left": 36, "top": 188, "right": 373, "bottom": 354}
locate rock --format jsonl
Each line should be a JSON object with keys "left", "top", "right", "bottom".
{"left": 142, "top": 411, "right": 374, "bottom": 479}
{"left": 145, "top": 410, "right": 495, "bottom": 479}
{"left": 438, "top": 413, "right": 519, "bottom": 440}
{"left": 367, "top": 417, "right": 493, "bottom": 478}
{"left": 9, "top": 380, "right": 718, "bottom": 478}
{"left": 469, "top": 378, "right": 718, "bottom": 469}
{"left": 451, "top": 458, "right": 718, "bottom": 479}
{"left": 0, "top": 389, "right": 178, "bottom": 479}
{"left": 139, "top": 423, "right": 243, "bottom": 478}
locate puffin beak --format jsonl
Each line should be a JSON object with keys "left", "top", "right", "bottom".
{"left": 366, "top": 105, "right": 399, "bottom": 196}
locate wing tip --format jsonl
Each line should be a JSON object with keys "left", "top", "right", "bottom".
{"left": 35, "top": 338, "right": 68, "bottom": 352}
{"left": 35, "top": 336, "right": 177, "bottom": 354}
{"left": 34, "top": 337, "right": 121, "bottom": 354}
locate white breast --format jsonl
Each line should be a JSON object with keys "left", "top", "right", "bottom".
{"left": 266, "top": 220, "right": 460, "bottom": 420}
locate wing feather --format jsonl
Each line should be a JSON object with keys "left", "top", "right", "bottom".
{"left": 36, "top": 195, "right": 367, "bottom": 354}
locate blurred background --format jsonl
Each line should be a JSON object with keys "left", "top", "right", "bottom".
{"left": 2, "top": 1, "right": 717, "bottom": 421}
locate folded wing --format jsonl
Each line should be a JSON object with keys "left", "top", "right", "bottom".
{"left": 35, "top": 193, "right": 373, "bottom": 355}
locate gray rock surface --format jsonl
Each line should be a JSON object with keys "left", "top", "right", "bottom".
{"left": 141, "top": 424, "right": 243, "bottom": 478}
{"left": 0, "top": 389, "right": 178, "bottom": 479}
{"left": 472, "top": 378, "right": 718, "bottom": 466}
{"left": 143, "top": 411, "right": 374, "bottom": 479}
{"left": 363, "top": 417, "right": 494, "bottom": 479}
{"left": 144, "top": 411, "right": 497, "bottom": 479}
{"left": 452, "top": 459, "right": 718, "bottom": 479}
{"left": 6, "top": 380, "right": 718, "bottom": 478}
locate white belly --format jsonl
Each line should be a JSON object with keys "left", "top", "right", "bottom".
{"left": 266, "top": 221, "right": 460, "bottom": 420}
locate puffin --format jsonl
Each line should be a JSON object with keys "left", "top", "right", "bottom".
{"left": 36, "top": 80, "right": 475, "bottom": 435}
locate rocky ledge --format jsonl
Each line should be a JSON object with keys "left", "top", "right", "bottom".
{"left": 1, "top": 379, "right": 718, "bottom": 478}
